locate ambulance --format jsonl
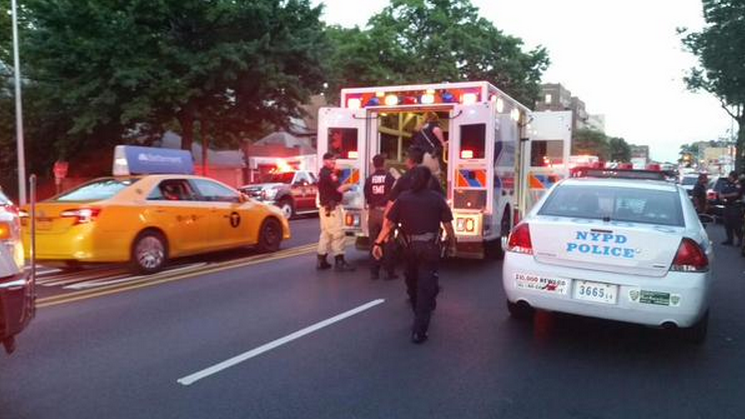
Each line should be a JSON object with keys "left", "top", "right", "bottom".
{"left": 316, "top": 81, "right": 570, "bottom": 259}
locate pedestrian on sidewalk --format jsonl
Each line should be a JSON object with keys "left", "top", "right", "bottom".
{"left": 364, "top": 154, "right": 397, "bottom": 280}
{"left": 317, "top": 152, "right": 355, "bottom": 271}
{"left": 373, "top": 166, "right": 456, "bottom": 344}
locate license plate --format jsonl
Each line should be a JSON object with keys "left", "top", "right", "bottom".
{"left": 515, "top": 273, "right": 569, "bottom": 295}
{"left": 573, "top": 280, "right": 618, "bottom": 304}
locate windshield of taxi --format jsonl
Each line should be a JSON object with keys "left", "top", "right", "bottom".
{"left": 539, "top": 185, "right": 684, "bottom": 227}
{"left": 55, "top": 178, "right": 138, "bottom": 202}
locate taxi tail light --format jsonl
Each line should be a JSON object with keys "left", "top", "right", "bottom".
{"left": 671, "top": 238, "right": 708, "bottom": 272}
{"left": 60, "top": 208, "right": 102, "bottom": 225}
{"left": 506, "top": 223, "right": 532, "bottom": 255}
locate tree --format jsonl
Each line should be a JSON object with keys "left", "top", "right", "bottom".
{"left": 572, "top": 128, "right": 609, "bottom": 160}
{"left": 1, "top": 0, "right": 328, "bottom": 176}
{"left": 607, "top": 136, "right": 631, "bottom": 162}
{"left": 680, "top": 0, "right": 745, "bottom": 172}
{"left": 326, "top": 0, "right": 550, "bottom": 106}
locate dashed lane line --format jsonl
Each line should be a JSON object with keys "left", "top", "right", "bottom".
{"left": 176, "top": 299, "right": 386, "bottom": 386}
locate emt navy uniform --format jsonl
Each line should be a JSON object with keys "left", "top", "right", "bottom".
{"left": 721, "top": 178, "right": 743, "bottom": 245}
{"left": 364, "top": 168, "right": 396, "bottom": 279}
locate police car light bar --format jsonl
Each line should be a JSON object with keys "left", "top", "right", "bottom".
{"left": 113, "top": 145, "right": 194, "bottom": 176}
{"left": 571, "top": 168, "right": 666, "bottom": 181}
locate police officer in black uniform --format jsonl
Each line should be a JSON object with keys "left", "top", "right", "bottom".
{"left": 373, "top": 166, "right": 456, "bottom": 344}
{"left": 720, "top": 171, "right": 743, "bottom": 246}
{"left": 388, "top": 147, "right": 444, "bottom": 201}
{"left": 364, "top": 154, "right": 397, "bottom": 280}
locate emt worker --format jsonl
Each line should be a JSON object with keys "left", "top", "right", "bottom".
{"left": 373, "top": 166, "right": 456, "bottom": 344}
{"left": 317, "top": 152, "right": 355, "bottom": 271}
{"left": 364, "top": 154, "right": 397, "bottom": 280}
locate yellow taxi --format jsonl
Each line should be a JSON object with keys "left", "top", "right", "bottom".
{"left": 21, "top": 174, "right": 290, "bottom": 274}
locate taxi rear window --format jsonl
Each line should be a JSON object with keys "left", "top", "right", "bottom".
{"left": 539, "top": 185, "right": 684, "bottom": 227}
{"left": 55, "top": 178, "right": 138, "bottom": 202}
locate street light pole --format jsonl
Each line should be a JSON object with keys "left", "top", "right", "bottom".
{"left": 11, "top": 0, "right": 27, "bottom": 205}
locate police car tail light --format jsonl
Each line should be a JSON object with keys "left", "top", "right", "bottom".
{"left": 61, "top": 208, "right": 102, "bottom": 225}
{"left": 671, "top": 238, "right": 708, "bottom": 272}
{"left": 506, "top": 223, "right": 532, "bottom": 255}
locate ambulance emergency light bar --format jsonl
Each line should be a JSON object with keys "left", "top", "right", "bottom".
{"left": 113, "top": 145, "right": 194, "bottom": 176}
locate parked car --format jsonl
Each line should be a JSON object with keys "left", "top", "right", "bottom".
{"left": 503, "top": 174, "right": 713, "bottom": 343}
{"left": 0, "top": 189, "right": 34, "bottom": 354}
{"left": 239, "top": 170, "right": 319, "bottom": 219}
{"left": 706, "top": 175, "right": 727, "bottom": 219}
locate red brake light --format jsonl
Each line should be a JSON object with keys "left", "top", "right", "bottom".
{"left": 60, "top": 208, "right": 102, "bottom": 225}
{"left": 0, "top": 222, "right": 11, "bottom": 240}
{"left": 671, "top": 238, "right": 708, "bottom": 272}
{"left": 507, "top": 223, "right": 532, "bottom": 254}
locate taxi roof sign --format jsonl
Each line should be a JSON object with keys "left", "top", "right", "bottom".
{"left": 113, "top": 145, "right": 194, "bottom": 176}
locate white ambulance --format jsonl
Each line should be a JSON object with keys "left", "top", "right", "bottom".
{"left": 316, "top": 81, "right": 569, "bottom": 259}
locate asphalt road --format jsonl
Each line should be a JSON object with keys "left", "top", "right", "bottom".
{"left": 1, "top": 220, "right": 744, "bottom": 419}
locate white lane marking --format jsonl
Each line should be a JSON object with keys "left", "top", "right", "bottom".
{"left": 27, "top": 267, "right": 62, "bottom": 276}
{"left": 63, "top": 263, "right": 207, "bottom": 290}
{"left": 39, "top": 269, "right": 127, "bottom": 286}
{"left": 177, "top": 298, "right": 386, "bottom": 386}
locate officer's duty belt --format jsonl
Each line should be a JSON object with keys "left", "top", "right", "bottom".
{"left": 409, "top": 232, "right": 437, "bottom": 242}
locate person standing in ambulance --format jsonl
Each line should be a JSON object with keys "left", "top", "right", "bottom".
{"left": 317, "top": 152, "right": 356, "bottom": 271}
{"left": 412, "top": 112, "right": 447, "bottom": 177}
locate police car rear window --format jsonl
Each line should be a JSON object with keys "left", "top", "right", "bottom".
{"left": 55, "top": 179, "right": 138, "bottom": 202}
{"left": 539, "top": 185, "right": 684, "bottom": 227}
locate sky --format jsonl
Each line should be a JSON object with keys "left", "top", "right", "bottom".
{"left": 312, "top": 0, "right": 733, "bottom": 163}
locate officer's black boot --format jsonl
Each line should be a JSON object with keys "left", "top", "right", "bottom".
{"left": 334, "top": 255, "right": 356, "bottom": 272}
{"left": 316, "top": 254, "right": 332, "bottom": 270}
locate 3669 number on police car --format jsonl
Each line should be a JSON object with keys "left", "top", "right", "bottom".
{"left": 502, "top": 176, "right": 713, "bottom": 343}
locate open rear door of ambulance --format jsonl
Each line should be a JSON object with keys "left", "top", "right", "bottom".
{"left": 317, "top": 107, "right": 368, "bottom": 233}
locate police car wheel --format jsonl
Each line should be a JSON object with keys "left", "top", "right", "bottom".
{"left": 507, "top": 300, "right": 534, "bottom": 320}
{"left": 680, "top": 310, "right": 709, "bottom": 344}
{"left": 257, "top": 218, "right": 282, "bottom": 253}
{"left": 278, "top": 198, "right": 294, "bottom": 219}
{"left": 131, "top": 231, "right": 168, "bottom": 274}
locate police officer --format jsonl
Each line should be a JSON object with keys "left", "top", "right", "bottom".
{"left": 720, "top": 171, "right": 743, "bottom": 246}
{"left": 387, "top": 146, "right": 444, "bottom": 202}
{"left": 317, "top": 152, "right": 355, "bottom": 271}
{"left": 373, "top": 166, "right": 456, "bottom": 344}
{"left": 364, "top": 154, "right": 397, "bottom": 280}
{"left": 691, "top": 173, "right": 708, "bottom": 215}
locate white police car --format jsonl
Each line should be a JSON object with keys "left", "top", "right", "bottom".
{"left": 503, "top": 172, "right": 713, "bottom": 342}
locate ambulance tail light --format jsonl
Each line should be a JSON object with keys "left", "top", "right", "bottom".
{"left": 344, "top": 213, "right": 361, "bottom": 228}
{"left": 670, "top": 238, "right": 708, "bottom": 272}
{"left": 455, "top": 214, "right": 480, "bottom": 236}
{"left": 506, "top": 223, "right": 532, "bottom": 255}
{"left": 60, "top": 208, "right": 102, "bottom": 225}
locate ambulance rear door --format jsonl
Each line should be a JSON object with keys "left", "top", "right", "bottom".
{"left": 449, "top": 102, "right": 495, "bottom": 241}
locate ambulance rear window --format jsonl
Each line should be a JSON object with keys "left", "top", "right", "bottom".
{"left": 460, "top": 124, "right": 485, "bottom": 159}
{"left": 328, "top": 128, "right": 358, "bottom": 159}
{"left": 539, "top": 185, "right": 684, "bottom": 227}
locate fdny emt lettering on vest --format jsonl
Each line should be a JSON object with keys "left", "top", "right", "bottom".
{"left": 566, "top": 231, "right": 637, "bottom": 259}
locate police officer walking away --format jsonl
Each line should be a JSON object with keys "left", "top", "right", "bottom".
{"left": 364, "top": 154, "right": 397, "bottom": 280}
{"left": 317, "top": 152, "right": 355, "bottom": 271}
{"left": 720, "top": 171, "right": 743, "bottom": 246}
{"left": 373, "top": 166, "right": 456, "bottom": 344}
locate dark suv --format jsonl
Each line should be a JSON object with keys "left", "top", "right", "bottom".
{"left": 0, "top": 189, "right": 35, "bottom": 354}
{"left": 706, "top": 176, "right": 727, "bottom": 219}
{"left": 239, "top": 170, "right": 318, "bottom": 219}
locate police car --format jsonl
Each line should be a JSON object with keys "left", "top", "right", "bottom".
{"left": 503, "top": 170, "right": 713, "bottom": 342}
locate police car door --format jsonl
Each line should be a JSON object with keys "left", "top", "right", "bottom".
{"left": 449, "top": 102, "right": 495, "bottom": 240}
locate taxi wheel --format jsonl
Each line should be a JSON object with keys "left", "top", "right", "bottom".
{"left": 278, "top": 198, "right": 295, "bottom": 219}
{"left": 257, "top": 218, "right": 282, "bottom": 253}
{"left": 680, "top": 310, "right": 709, "bottom": 344}
{"left": 131, "top": 231, "right": 168, "bottom": 274}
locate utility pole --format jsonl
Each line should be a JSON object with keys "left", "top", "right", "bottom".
{"left": 12, "top": 0, "right": 27, "bottom": 205}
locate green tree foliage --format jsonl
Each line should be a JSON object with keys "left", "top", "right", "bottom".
{"left": 607, "top": 136, "right": 631, "bottom": 162}
{"left": 680, "top": 0, "right": 745, "bottom": 171}
{"left": 1, "top": 0, "right": 328, "bottom": 178}
{"left": 326, "top": 0, "right": 550, "bottom": 106}
{"left": 572, "top": 128, "right": 609, "bottom": 160}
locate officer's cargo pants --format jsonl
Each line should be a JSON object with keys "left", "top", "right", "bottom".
{"left": 723, "top": 204, "right": 743, "bottom": 244}
{"left": 404, "top": 241, "right": 440, "bottom": 335}
{"left": 318, "top": 206, "right": 345, "bottom": 256}
{"left": 368, "top": 208, "right": 395, "bottom": 275}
